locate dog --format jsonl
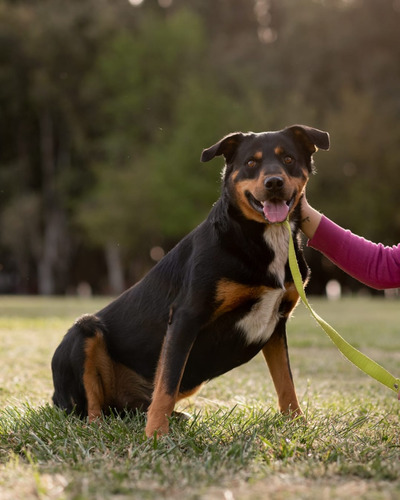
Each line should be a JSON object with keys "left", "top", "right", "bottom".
{"left": 51, "top": 124, "right": 329, "bottom": 437}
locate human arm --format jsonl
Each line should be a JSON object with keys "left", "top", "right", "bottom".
{"left": 300, "top": 197, "right": 400, "bottom": 290}
{"left": 300, "top": 196, "right": 323, "bottom": 240}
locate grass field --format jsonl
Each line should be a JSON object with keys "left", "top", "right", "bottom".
{"left": 1, "top": 295, "right": 400, "bottom": 499}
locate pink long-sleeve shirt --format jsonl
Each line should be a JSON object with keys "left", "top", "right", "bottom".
{"left": 307, "top": 215, "right": 400, "bottom": 290}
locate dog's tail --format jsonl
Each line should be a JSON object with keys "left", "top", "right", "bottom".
{"left": 51, "top": 314, "right": 108, "bottom": 417}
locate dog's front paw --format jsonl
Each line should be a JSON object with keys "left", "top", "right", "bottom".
{"left": 281, "top": 404, "right": 304, "bottom": 421}
{"left": 145, "top": 414, "right": 169, "bottom": 438}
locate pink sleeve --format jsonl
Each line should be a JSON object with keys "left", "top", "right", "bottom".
{"left": 307, "top": 216, "right": 400, "bottom": 289}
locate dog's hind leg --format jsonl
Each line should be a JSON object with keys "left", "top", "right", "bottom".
{"left": 82, "top": 328, "right": 115, "bottom": 422}
{"left": 262, "top": 319, "right": 301, "bottom": 416}
{"left": 52, "top": 315, "right": 109, "bottom": 416}
{"left": 52, "top": 314, "right": 154, "bottom": 421}
{"left": 83, "top": 335, "right": 154, "bottom": 420}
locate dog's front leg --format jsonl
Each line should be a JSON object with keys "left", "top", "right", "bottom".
{"left": 262, "top": 318, "right": 301, "bottom": 416}
{"left": 145, "top": 311, "right": 198, "bottom": 438}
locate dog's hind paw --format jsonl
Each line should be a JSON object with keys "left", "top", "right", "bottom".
{"left": 171, "top": 410, "right": 191, "bottom": 422}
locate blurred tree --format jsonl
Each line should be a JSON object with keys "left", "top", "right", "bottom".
{"left": 0, "top": 0, "right": 141, "bottom": 293}
{"left": 310, "top": 87, "right": 400, "bottom": 244}
{"left": 0, "top": 0, "right": 399, "bottom": 294}
{"left": 0, "top": 0, "right": 112, "bottom": 292}
{"left": 76, "top": 6, "right": 277, "bottom": 286}
{"left": 76, "top": 9, "right": 209, "bottom": 288}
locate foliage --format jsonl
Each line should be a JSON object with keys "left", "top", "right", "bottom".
{"left": 0, "top": 0, "right": 400, "bottom": 293}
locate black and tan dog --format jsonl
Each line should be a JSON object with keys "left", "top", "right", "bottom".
{"left": 51, "top": 124, "right": 329, "bottom": 437}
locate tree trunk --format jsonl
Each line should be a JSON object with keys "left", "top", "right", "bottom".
{"left": 105, "top": 242, "right": 125, "bottom": 295}
{"left": 38, "top": 211, "right": 62, "bottom": 294}
{"left": 38, "top": 109, "right": 58, "bottom": 294}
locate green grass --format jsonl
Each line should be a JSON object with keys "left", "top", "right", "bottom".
{"left": 1, "top": 296, "right": 400, "bottom": 499}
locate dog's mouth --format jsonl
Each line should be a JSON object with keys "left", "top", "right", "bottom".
{"left": 246, "top": 191, "right": 295, "bottom": 224}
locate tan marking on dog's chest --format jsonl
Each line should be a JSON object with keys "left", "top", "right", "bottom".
{"left": 213, "top": 279, "right": 269, "bottom": 319}
{"left": 213, "top": 278, "right": 284, "bottom": 345}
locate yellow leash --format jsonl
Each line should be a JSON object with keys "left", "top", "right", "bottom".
{"left": 284, "top": 220, "right": 400, "bottom": 398}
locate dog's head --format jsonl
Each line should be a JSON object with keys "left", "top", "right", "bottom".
{"left": 201, "top": 125, "right": 329, "bottom": 224}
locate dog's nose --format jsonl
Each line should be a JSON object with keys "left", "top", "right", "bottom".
{"left": 264, "top": 176, "right": 284, "bottom": 191}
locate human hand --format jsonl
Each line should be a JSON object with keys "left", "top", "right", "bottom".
{"left": 299, "top": 193, "right": 322, "bottom": 239}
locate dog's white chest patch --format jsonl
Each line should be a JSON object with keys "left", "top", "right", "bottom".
{"left": 236, "top": 223, "right": 292, "bottom": 345}
{"left": 265, "top": 223, "right": 290, "bottom": 288}
{"left": 237, "top": 288, "right": 285, "bottom": 345}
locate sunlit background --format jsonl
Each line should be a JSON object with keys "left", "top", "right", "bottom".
{"left": 0, "top": 0, "right": 399, "bottom": 295}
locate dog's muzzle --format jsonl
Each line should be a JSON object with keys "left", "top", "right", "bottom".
{"left": 246, "top": 190, "right": 295, "bottom": 224}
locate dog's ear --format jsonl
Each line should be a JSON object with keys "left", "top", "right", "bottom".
{"left": 285, "top": 125, "right": 330, "bottom": 153}
{"left": 201, "top": 133, "right": 245, "bottom": 163}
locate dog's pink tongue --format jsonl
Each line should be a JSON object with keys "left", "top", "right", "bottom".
{"left": 262, "top": 201, "right": 289, "bottom": 223}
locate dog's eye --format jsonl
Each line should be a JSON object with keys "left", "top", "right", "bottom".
{"left": 247, "top": 159, "right": 257, "bottom": 168}
{"left": 283, "top": 156, "right": 294, "bottom": 165}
